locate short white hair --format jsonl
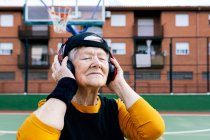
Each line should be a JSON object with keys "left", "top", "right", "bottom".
{"left": 68, "top": 47, "right": 78, "bottom": 61}
{"left": 68, "top": 47, "right": 110, "bottom": 61}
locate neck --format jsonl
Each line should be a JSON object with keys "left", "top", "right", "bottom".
{"left": 72, "top": 87, "right": 99, "bottom": 106}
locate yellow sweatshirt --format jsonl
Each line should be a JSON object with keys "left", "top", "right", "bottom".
{"left": 17, "top": 97, "right": 165, "bottom": 140}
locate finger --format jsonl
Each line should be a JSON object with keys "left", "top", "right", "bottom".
{"left": 61, "top": 56, "right": 68, "bottom": 66}
{"left": 110, "top": 57, "right": 121, "bottom": 69}
{"left": 52, "top": 73, "right": 57, "bottom": 81}
{"left": 53, "top": 55, "right": 60, "bottom": 70}
{"left": 52, "top": 73, "right": 55, "bottom": 79}
{"left": 54, "top": 55, "right": 58, "bottom": 63}
{"left": 51, "top": 62, "right": 55, "bottom": 72}
{"left": 54, "top": 55, "right": 60, "bottom": 64}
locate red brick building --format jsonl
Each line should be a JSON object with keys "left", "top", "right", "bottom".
{"left": 1, "top": 2, "right": 210, "bottom": 94}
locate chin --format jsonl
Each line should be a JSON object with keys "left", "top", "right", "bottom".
{"left": 87, "top": 80, "right": 106, "bottom": 87}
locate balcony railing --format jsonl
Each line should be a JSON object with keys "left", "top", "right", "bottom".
{"left": 18, "top": 54, "right": 50, "bottom": 69}
{"left": 18, "top": 25, "right": 49, "bottom": 39}
{"left": 151, "top": 53, "right": 164, "bottom": 68}
{"left": 134, "top": 53, "right": 164, "bottom": 69}
{"left": 134, "top": 25, "right": 163, "bottom": 38}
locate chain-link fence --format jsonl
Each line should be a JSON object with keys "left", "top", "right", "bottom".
{"left": 0, "top": 36, "right": 210, "bottom": 94}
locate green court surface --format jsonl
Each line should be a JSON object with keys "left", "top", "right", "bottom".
{"left": 0, "top": 113, "right": 210, "bottom": 140}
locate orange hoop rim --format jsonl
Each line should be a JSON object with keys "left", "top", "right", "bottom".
{"left": 49, "top": 6, "right": 72, "bottom": 20}
{"left": 50, "top": 12, "right": 69, "bottom": 19}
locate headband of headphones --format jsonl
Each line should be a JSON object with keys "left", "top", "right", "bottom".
{"left": 60, "top": 32, "right": 110, "bottom": 58}
{"left": 58, "top": 32, "right": 117, "bottom": 84}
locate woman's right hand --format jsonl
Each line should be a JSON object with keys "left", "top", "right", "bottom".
{"left": 51, "top": 55, "right": 75, "bottom": 82}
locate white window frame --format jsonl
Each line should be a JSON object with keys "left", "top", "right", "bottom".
{"left": 111, "top": 43, "right": 126, "bottom": 55}
{"left": 0, "top": 43, "right": 13, "bottom": 55}
{"left": 111, "top": 14, "right": 126, "bottom": 27}
{"left": 0, "top": 14, "right": 14, "bottom": 27}
{"left": 175, "top": 14, "right": 189, "bottom": 27}
{"left": 176, "top": 42, "right": 189, "bottom": 55}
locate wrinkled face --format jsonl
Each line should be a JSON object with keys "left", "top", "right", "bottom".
{"left": 72, "top": 47, "right": 109, "bottom": 87}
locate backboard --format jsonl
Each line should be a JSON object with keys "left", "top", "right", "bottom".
{"left": 24, "top": 0, "right": 105, "bottom": 26}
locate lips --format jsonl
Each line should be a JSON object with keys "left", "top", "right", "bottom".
{"left": 88, "top": 72, "right": 103, "bottom": 76}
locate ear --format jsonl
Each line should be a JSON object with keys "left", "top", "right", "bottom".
{"left": 67, "top": 60, "right": 75, "bottom": 75}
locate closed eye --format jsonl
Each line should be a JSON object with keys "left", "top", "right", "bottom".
{"left": 99, "top": 57, "right": 106, "bottom": 61}
{"left": 81, "top": 57, "right": 91, "bottom": 60}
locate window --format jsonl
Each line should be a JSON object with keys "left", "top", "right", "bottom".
{"left": 32, "top": 25, "right": 48, "bottom": 31}
{"left": 22, "top": 71, "right": 48, "bottom": 80}
{"left": 0, "top": 14, "right": 14, "bottom": 27}
{"left": 167, "top": 72, "right": 193, "bottom": 80}
{"left": 0, "top": 43, "right": 13, "bottom": 55}
{"left": 138, "top": 19, "right": 154, "bottom": 36}
{"left": 111, "top": 43, "right": 126, "bottom": 55}
{"left": 137, "top": 45, "right": 149, "bottom": 54}
{"left": 202, "top": 72, "right": 210, "bottom": 80}
{"left": 111, "top": 14, "right": 126, "bottom": 27}
{"left": 136, "top": 71, "right": 161, "bottom": 80}
{"left": 32, "top": 25, "right": 48, "bottom": 36}
{"left": 175, "top": 14, "right": 189, "bottom": 27}
{"left": 176, "top": 42, "right": 189, "bottom": 55}
{"left": 0, "top": 72, "right": 15, "bottom": 80}
{"left": 31, "top": 45, "right": 48, "bottom": 65}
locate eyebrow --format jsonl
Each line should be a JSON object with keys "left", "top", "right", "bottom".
{"left": 83, "top": 50, "right": 107, "bottom": 56}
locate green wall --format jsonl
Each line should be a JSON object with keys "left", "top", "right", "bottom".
{"left": 0, "top": 95, "right": 210, "bottom": 112}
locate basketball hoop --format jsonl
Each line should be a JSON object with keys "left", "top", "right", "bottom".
{"left": 48, "top": 6, "right": 72, "bottom": 33}
{"left": 28, "top": 0, "right": 105, "bottom": 35}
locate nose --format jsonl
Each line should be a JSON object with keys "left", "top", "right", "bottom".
{"left": 90, "top": 56, "right": 101, "bottom": 68}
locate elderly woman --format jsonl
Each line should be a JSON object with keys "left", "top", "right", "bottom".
{"left": 17, "top": 32, "right": 165, "bottom": 140}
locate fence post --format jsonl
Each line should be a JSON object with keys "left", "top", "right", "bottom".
{"left": 24, "top": 39, "right": 29, "bottom": 95}
{"left": 207, "top": 37, "right": 210, "bottom": 95}
{"left": 170, "top": 37, "right": 173, "bottom": 95}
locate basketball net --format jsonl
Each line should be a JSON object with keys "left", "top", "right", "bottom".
{"left": 48, "top": 7, "right": 72, "bottom": 33}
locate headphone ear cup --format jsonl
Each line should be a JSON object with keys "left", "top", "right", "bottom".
{"left": 106, "top": 62, "right": 117, "bottom": 84}
{"left": 67, "top": 60, "right": 75, "bottom": 75}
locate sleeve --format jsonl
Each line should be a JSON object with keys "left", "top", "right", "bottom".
{"left": 16, "top": 101, "right": 61, "bottom": 140}
{"left": 116, "top": 98, "right": 165, "bottom": 140}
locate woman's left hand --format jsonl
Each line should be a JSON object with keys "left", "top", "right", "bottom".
{"left": 107, "top": 57, "right": 141, "bottom": 108}
{"left": 107, "top": 57, "right": 126, "bottom": 93}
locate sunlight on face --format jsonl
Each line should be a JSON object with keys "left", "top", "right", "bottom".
{"left": 72, "top": 47, "right": 109, "bottom": 87}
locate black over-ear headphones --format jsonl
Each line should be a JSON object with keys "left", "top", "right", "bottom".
{"left": 58, "top": 38, "right": 117, "bottom": 84}
{"left": 58, "top": 44, "right": 75, "bottom": 75}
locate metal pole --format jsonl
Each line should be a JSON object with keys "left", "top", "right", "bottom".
{"left": 134, "top": 39, "right": 137, "bottom": 92}
{"left": 134, "top": 68, "right": 136, "bottom": 92}
{"left": 207, "top": 37, "right": 210, "bottom": 95}
{"left": 24, "top": 39, "right": 29, "bottom": 95}
{"left": 170, "top": 37, "right": 173, "bottom": 95}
